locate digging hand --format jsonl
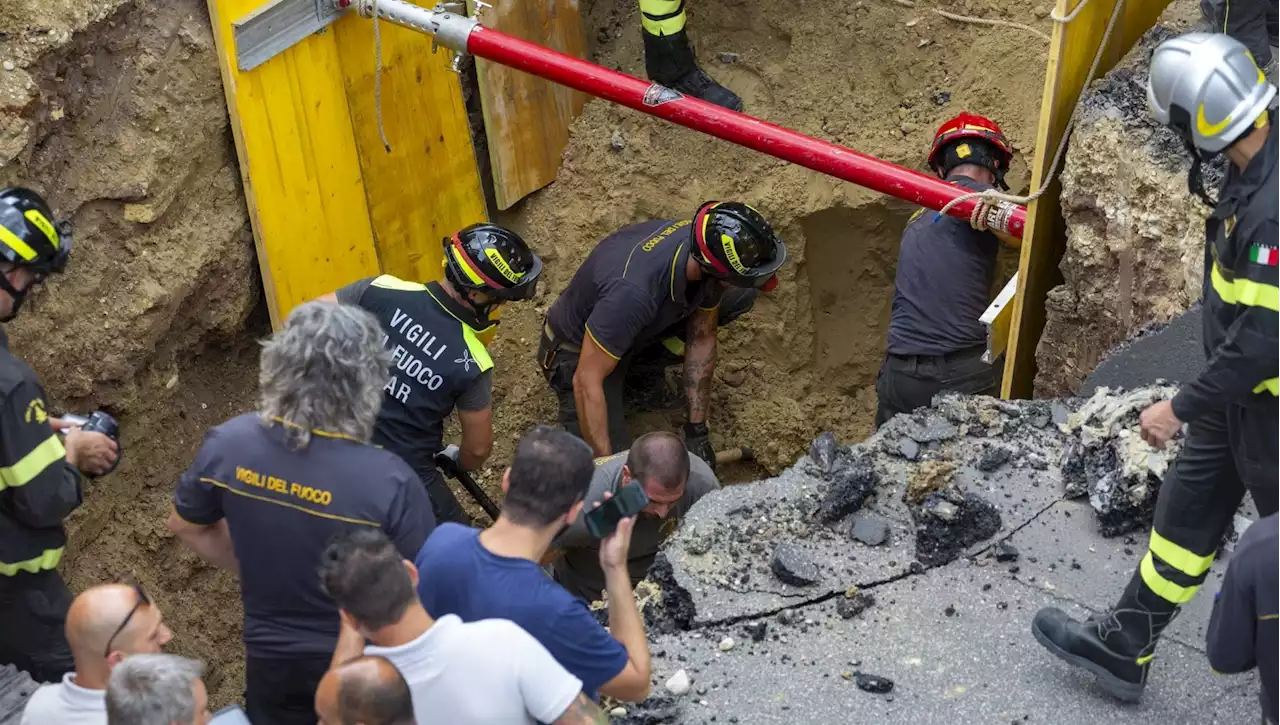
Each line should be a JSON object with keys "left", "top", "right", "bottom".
{"left": 683, "top": 422, "right": 717, "bottom": 473}
{"left": 1138, "top": 400, "right": 1182, "bottom": 449}
{"left": 434, "top": 444, "right": 463, "bottom": 478}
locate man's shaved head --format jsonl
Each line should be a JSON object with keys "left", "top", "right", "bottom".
{"left": 67, "top": 583, "right": 171, "bottom": 686}
{"left": 627, "top": 431, "right": 691, "bottom": 491}
{"left": 316, "top": 656, "right": 414, "bottom": 725}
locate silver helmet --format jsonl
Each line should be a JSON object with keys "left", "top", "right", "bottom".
{"left": 1147, "top": 32, "right": 1276, "bottom": 154}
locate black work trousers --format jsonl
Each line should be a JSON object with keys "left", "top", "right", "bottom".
{"left": 1200, "top": 0, "right": 1278, "bottom": 69}
{"left": 1138, "top": 400, "right": 1279, "bottom": 607}
{"left": 539, "top": 289, "right": 757, "bottom": 454}
{"left": 0, "top": 569, "right": 73, "bottom": 683}
{"left": 874, "top": 345, "right": 1001, "bottom": 428}
{"left": 245, "top": 653, "right": 331, "bottom": 725}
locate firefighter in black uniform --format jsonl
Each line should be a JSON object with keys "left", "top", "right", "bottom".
{"left": 537, "top": 202, "right": 787, "bottom": 471}
{"left": 1033, "top": 32, "right": 1279, "bottom": 703}
{"left": 321, "top": 224, "right": 543, "bottom": 525}
{"left": 0, "top": 187, "right": 118, "bottom": 681}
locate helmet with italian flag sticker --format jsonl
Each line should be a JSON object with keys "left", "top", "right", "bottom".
{"left": 689, "top": 201, "right": 787, "bottom": 291}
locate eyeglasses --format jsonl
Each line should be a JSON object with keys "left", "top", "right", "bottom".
{"left": 104, "top": 580, "right": 150, "bottom": 658}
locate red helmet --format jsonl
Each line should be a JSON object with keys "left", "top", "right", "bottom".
{"left": 927, "top": 112, "right": 1014, "bottom": 189}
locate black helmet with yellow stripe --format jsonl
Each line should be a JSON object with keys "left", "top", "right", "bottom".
{"left": 690, "top": 201, "right": 787, "bottom": 291}
{"left": 0, "top": 188, "right": 71, "bottom": 320}
{"left": 442, "top": 223, "right": 542, "bottom": 320}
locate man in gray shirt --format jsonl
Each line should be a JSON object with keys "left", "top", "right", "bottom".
{"left": 552, "top": 431, "right": 720, "bottom": 601}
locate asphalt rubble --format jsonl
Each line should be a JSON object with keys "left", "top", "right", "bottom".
{"left": 618, "top": 388, "right": 1258, "bottom": 724}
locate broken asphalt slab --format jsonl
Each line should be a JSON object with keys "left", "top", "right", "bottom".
{"left": 663, "top": 398, "right": 1064, "bottom": 625}
{"left": 643, "top": 560, "right": 1255, "bottom": 724}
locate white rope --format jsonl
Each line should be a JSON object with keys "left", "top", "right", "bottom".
{"left": 932, "top": 8, "right": 1051, "bottom": 42}
{"left": 936, "top": 0, "right": 1127, "bottom": 230}
{"left": 1049, "top": 0, "right": 1092, "bottom": 24}
{"left": 365, "top": 0, "right": 393, "bottom": 152}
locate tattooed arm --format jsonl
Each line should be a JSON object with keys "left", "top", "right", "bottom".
{"left": 683, "top": 305, "right": 720, "bottom": 425}
{"left": 553, "top": 694, "right": 611, "bottom": 724}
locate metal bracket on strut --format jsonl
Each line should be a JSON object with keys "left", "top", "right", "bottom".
{"left": 432, "top": 0, "right": 490, "bottom": 72}
{"left": 233, "top": 0, "right": 350, "bottom": 71}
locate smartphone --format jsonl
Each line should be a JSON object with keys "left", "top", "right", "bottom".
{"left": 585, "top": 483, "right": 649, "bottom": 539}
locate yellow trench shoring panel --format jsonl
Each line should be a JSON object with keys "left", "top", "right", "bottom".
{"left": 1001, "top": 0, "right": 1175, "bottom": 398}
{"left": 208, "top": 0, "right": 487, "bottom": 328}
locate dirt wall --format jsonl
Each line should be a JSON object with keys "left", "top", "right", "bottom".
{"left": 1033, "top": 2, "right": 1208, "bottom": 396}
{"left": 1, "top": 0, "right": 258, "bottom": 704}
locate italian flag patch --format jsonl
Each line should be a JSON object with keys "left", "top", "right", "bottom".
{"left": 1250, "top": 244, "right": 1279, "bottom": 266}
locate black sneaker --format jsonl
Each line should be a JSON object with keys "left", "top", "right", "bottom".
{"left": 643, "top": 30, "right": 743, "bottom": 112}
{"left": 1031, "top": 607, "right": 1148, "bottom": 703}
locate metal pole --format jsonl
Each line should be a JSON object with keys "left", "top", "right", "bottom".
{"left": 355, "top": 0, "right": 1027, "bottom": 238}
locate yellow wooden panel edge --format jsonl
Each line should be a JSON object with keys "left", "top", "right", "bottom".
{"left": 1001, "top": 0, "right": 1175, "bottom": 398}
{"left": 207, "top": 0, "right": 383, "bottom": 329}
{"left": 334, "top": 11, "right": 488, "bottom": 285}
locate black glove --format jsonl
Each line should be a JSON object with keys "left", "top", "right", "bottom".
{"left": 683, "top": 422, "right": 716, "bottom": 473}
{"left": 434, "top": 444, "right": 463, "bottom": 479}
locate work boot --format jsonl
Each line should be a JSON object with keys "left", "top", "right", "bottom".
{"left": 1031, "top": 572, "right": 1179, "bottom": 703}
{"left": 643, "top": 30, "right": 743, "bottom": 111}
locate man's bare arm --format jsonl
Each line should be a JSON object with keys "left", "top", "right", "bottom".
{"left": 552, "top": 694, "right": 610, "bottom": 725}
{"left": 683, "top": 307, "right": 719, "bottom": 425}
{"left": 573, "top": 336, "right": 621, "bottom": 456}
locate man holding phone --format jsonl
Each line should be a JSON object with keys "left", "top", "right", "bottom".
{"left": 413, "top": 426, "right": 653, "bottom": 704}
{"left": 551, "top": 431, "right": 720, "bottom": 601}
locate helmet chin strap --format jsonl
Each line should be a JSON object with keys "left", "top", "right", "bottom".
{"left": 1184, "top": 139, "right": 1217, "bottom": 208}
{"left": 0, "top": 271, "right": 28, "bottom": 323}
{"left": 464, "top": 290, "right": 503, "bottom": 325}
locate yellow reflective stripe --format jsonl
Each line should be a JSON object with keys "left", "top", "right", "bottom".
{"left": 662, "top": 336, "right": 686, "bottom": 357}
{"left": 1210, "top": 263, "right": 1280, "bottom": 312}
{"left": 450, "top": 246, "right": 486, "bottom": 286}
{"left": 461, "top": 325, "right": 494, "bottom": 373}
{"left": 583, "top": 326, "right": 621, "bottom": 360}
{"left": 0, "top": 435, "right": 67, "bottom": 490}
{"left": 1196, "top": 105, "right": 1233, "bottom": 137}
{"left": 1254, "top": 378, "right": 1279, "bottom": 395}
{"left": 1140, "top": 552, "right": 1200, "bottom": 605}
{"left": 23, "top": 210, "right": 57, "bottom": 248}
{"left": 1136, "top": 654, "right": 1155, "bottom": 665}
{"left": 370, "top": 274, "right": 427, "bottom": 292}
{"left": 1148, "top": 530, "right": 1214, "bottom": 577}
{"left": 640, "top": 0, "right": 686, "bottom": 34}
{"left": 0, "top": 224, "right": 38, "bottom": 262}
{"left": 0, "top": 547, "right": 63, "bottom": 576}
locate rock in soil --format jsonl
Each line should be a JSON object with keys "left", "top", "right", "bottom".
{"left": 849, "top": 514, "right": 891, "bottom": 546}
{"left": 743, "top": 620, "right": 768, "bottom": 642}
{"left": 641, "top": 554, "right": 697, "bottom": 634}
{"left": 836, "top": 590, "right": 876, "bottom": 619}
{"left": 912, "top": 492, "right": 1003, "bottom": 566}
{"left": 815, "top": 448, "right": 880, "bottom": 523}
{"left": 664, "top": 669, "right": 691, "bottom": 696}
{"left": 976, "top": 444, "right": 1012, "bottom": 472}
{"left": 855, "top": 672, "right": 895, "bottom": 693}
{"left": 612, "top": 694, "right": 681, "bottom": 724}
{"left": 771, "top": 543, "right": 822, "bottom": 586}
{"left": 907, "top": 460, "right": 957, "bottom": 504}
{"left": 994, "top": 541, "right": 1019, "bottom": 563}
{"left": 1060, "top": 385, "right": 1179, "bottom": 536}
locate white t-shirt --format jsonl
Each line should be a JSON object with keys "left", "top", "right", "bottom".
{"left": 366, "top": 615, "right": 583, "bottom": 725}
{"left": 20, "top": 673, "right": 106, "bottom": 725}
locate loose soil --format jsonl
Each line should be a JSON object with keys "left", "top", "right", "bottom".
{"left": 3, "top": 0, "right": 1052, "bottom": 706}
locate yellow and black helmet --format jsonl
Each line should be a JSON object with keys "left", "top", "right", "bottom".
{"left": 690, "top": 201, "right": 787, "bottom": 291}
{"left": 0, "top": 187, "right": 70, "bottom": 277}
{"left": 442, "top": 223, "right": 542, "bottom": 319}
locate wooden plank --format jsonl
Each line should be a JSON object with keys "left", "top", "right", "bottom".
{"left": 476, "top": 0, "right": 590, "bottom": 210}
{"left": 207, "top": 0, "right": 382, "bottom": 328}
{"left": 334, "top": 11, "right": 489, "bottom": 283}
{"left": 1001, "top": 0, "right": 1175, "bottom": 398}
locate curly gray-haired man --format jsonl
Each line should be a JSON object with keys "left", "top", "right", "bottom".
{"left": 165, "top": 301, "right": 435, "bottom": 725}
{"left": 105, "top": 654, "right": 209, "bottom": 725}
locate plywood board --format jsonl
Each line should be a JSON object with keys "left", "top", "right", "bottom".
{"left": 334, "top": 12, "right": 489, "bottom": 283}
{"left": 207, "top": 0, "right": 381, "bottom": 328}
{"left": 476, "top": 0, "right": 590, "bottom": 210}
{"left": 1001, "top": 0, "right": 1175, "bottom": 398}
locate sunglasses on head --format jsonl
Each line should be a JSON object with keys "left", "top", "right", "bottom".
{"left": 104, "top": 580, "right": 150, "bottom": 658}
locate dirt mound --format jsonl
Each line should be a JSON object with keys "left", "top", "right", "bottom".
{"left": 1033, "top": 1, "right": 1207, "bottom": 396}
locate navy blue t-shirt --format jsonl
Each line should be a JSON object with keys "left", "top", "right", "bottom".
{"left": 415, "top": 523, "right": 629, "bottom": 698}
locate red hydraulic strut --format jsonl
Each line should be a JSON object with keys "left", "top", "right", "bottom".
{"left": 354, "top": 0, "right": 1027, "bottom": 238}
